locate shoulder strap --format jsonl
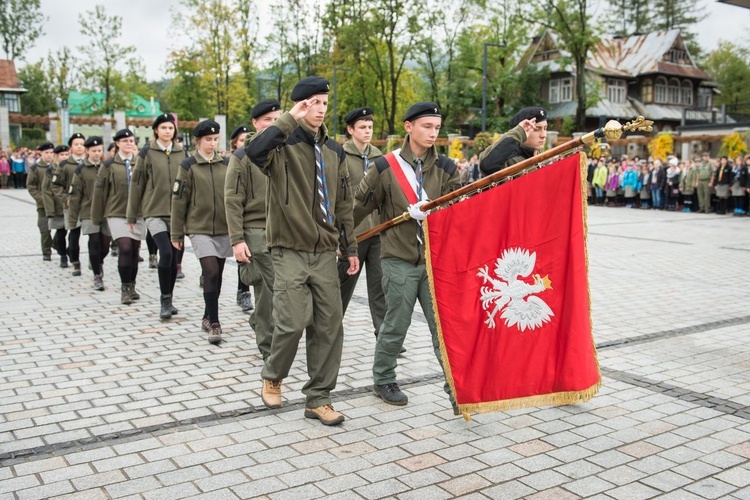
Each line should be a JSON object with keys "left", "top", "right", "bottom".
{"left": 385, "top": 152, "right": 417, "bottom": 205}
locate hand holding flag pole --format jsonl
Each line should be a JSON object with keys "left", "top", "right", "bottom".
{"left": 356, "top": 116, "right": 653, "bottom": 243}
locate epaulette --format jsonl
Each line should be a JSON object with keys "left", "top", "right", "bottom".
{"left": 436, "top": 154, "right": 458, "bottom": 176}
{"left": 374, "top": 155, "right": 391, "bottom": 174}
{"left": 103, "top": 158, "right": 115, "bottom": 168}
{"left": 74, "top": 163, "right": 85, "bottom": 176}
{"left": 325, "top": 138, "right": 346, "bottom": 162}
{"left": 232, "top": 148, "right": 247, "bottom": 160}
{"left": 138, "top": 143, "right": 151, "bottom": 158}
{"left": 181, "top": 156, "right": 197, "bottom": 171}
{"left": 222, "top": 156, "right": 230, "bottom": 166}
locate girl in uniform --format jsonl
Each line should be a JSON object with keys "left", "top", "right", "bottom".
{"left": 68, "top": 137, "right": 110, "bottom": 290}
{"left": 228, "top": 124, "right": 253, "bottom": 313}
{"left": 127, "top": 114, "right": 186, "bottom": 318}
{"left": 171, "top": 120, "right": 230, "bottom": 344}
{"left": 91, "top": 129, "right": 146, "bottom": 304}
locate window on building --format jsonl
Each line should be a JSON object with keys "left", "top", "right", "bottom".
{"left": 641, "top": 79, "right": 653, "bottom": 103}
{"left": 681, "top": 80, "right": 693, "bottom": 106}
{"left": 1, "top": 93, "right": 19, "bottom": 113}
{"left": 549, "top": 77, "right": 573, "bottom": 103}
{"left": 667, "top": 49, "right": 687, "bottom": 64}
{"left": 668, "top": 78, "right": 680, "bottom": 104}
{"left": 655, "top": 77, "right": 668, "bottom": 103}
{"left": 607, "top": 79, "right": 627, "bottom": 104}
{"left": 698, "top": 87, "right": 712, "bottom": 109}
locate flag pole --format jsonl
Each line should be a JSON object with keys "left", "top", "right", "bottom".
{"left": 356, "top": 116, "right": 653, "bottom": 243}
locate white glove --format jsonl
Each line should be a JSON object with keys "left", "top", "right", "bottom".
{"left": 408, "top": 200, "right": 428, "bottom": 221}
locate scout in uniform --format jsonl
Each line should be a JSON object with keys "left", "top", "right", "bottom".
{"left": 339, "top": 107, "right": 386, "bottom": 337}
{"left": 225, "top": 99, "right": 281, "bottom": 360}
{"left": 44, "top": 146, "right": 69, "bottom": 266}
{"left": 479, "top": 106, "right": 548, "bottom": 175}
{"left": 696, "top": 152, "right": 714, "bottom": 213}
{"left": 228, "top": 123, "right": 254, "bottom": 313}
{"left": 26, "top": 142, "right": 55, "bottom": 260}
{"left": 127, "top": 113, "right": 186, "bottom": 318}
{"left": 51, "top": 132, "right": 86, "bottom": 276}
{"left": 92, "top": 129, "right": 146, "bottom": 303}
{"left": 245, "top": 76, "right": 358, "bottom": 426}
{"left": 69, "top": 137, "right": 110, "bottom": 291}
{"left": 354, "top": 102, "right": 461, "bottom": 408}
{"left": 171, "top": 120, "right": 231, "bottom": 344}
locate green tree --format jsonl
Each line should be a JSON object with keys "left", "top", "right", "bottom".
{"left": 46, "top": 47, "right": 77, "bottom": 106}
{"left": 526, "top": 0, "right": 600, "bottom": 131}
{"left": 606, "top": 0, "right": 651, "bottom": 36}
{"left": 163, "top": 48, "right": 213, "bottom": 120}
{"left": 17, "top": 60, "right": 55, "bottom": 115}
{"left": 78, "top": 5, "right": 140, "bottom": 114}
{"left": 650, "top": 0, "right": 704, "bottom": 55}
{"left": 701, "top": 42, "right": 750, "bottom": 107}
{"left": 0, "top": 0, "right": 45, "bottom": 60}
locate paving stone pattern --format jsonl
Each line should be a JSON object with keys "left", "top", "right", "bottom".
{"left": 1, "top": 188, "right": 749, "bottom": 498}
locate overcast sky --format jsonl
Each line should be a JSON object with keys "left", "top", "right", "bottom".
{"left": 18, "top": 0, "right": 750, "bottom": 86}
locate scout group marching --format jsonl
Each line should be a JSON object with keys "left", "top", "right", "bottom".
{"left": 25, "top": 75, "right": 549, "bottom": 425}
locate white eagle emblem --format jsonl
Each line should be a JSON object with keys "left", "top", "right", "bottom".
{"left": 477, "top": 248, "right": 554, "bottom": 331}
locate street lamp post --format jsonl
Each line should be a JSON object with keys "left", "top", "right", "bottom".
{"left": 482, "top": 42, "right": 506, "bottom": 132}
{"left": 332, "top": 67, "right": 351, "bottom": 139}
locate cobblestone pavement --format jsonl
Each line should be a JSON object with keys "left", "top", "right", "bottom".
{"left": 1, "top": 187, "right": 749, "bottom": 499}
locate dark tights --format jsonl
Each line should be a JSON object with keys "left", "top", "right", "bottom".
{"left": 146, "top": 230, "right": 157, "bottom": 256}
{"left": 54, "top": 229, "right": 68, "bottom": 258}
{"left": 117, "top": 237, "right": 140, "bottom": 284}
{"left": 237, "top": 267, "right": 248, "bottom": 292}
{"left": 200, "top": 256, "right": 225, "bottom": 324}
{"left": 88, "top": 232, "right": 111, "bottom": 276}
{"left": 152, "top": 231, "right": 177, "bottom": 295}
{"left": 67, "top": 226, "right": 81, "bottom": 263}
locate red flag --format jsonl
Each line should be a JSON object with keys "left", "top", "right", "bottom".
{"left": 424, "top": 153, "right": 600, "bottom": 418}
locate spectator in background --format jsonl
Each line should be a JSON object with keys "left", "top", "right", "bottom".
{"left": 731, "top": 155, "right": 747, "bottom": 215}
{"left": 604, "top": 162, "right": 619, "bottom": 206}
{"left": 637, "top": 163, "right": 652, "bottom": 209}
{"left": 711, "top": 156, "right": 732, "bottom": 215}
{"left": 621, "top": 161, "right": 638, "bottom": 207}
{"left": 10, "top": 148, "right": 26, "bottom": 188}
{"left": 592, "top": 159, "right": 607, "bottom": 206}
{"left": 665, "top": 157, "right": 681, "bottom": 211}
{"left": 0, "top": 152, "right": 9, "bottom": 189}
{"left": 680, "top": 158, "right": 698, "bottom": 212}
{"left": 651, "top": 160, "right": 666, "bottom": 209}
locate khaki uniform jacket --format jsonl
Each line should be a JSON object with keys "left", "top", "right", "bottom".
{"left": 698, "top": 161, "right": 713, "bottom": 182}
{"left": 42, "top": 163, "right": 63, "bottom": 217}
{"left": 680, "top": 166, "right": 698, "bottom": 194}
{"left": 127, "top": 140, "right": 186, "bottom": 223}
{"left": 68, "top": 160, "right": 101, "bottom": 226}
{"left": 51, "top": 156, "right": 84, "bottom": 207}
{"left": 27, "top": 160, "right": 50, "bottom": 210}
{"left": 91, "top": 155, "right": 137, "bottom": 226}
{"left": 244, "top": 112, "right": 356, "bottom": 256}
{"left": 479, "top": 125, "right": 534, "bottom": 176}
{"left": 344, "top": 141, "right": 383, "bottom": 236}
{"left": 170, "top": 152, "right": 230, "bottom": 241}
{"left": 225, "top": 134, "right": 268, "bottom": 245}
{"left": 354, "top": 136, "right": 461, "bottom": 265}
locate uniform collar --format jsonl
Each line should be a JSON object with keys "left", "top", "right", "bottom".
{"left": 400, "top": 135, "right": 435, "bottom": 168}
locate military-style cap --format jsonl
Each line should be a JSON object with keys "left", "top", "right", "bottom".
{"left": 37, "top": 142, "right": 54, "bottom": 151}
{"left": 230, "top": 125, "right": 250, "bottom": 141}
{"left": 251, "top": 99, "right": 281, "bottom": 119}
{"left": 107, "top": 143, "right": 116, "bottom": 152}
{"left": 510, "top": 106, "right": 548, "bottom": 128}
{"left": 53, "top": 145, "right": 69, "bottom": 154}
{"left": 113, "top": 129, "right": 134, "bottom": 141}
{"left": 68, "top": 132, "right": 85, "bottom": 146}
{"left": 344, "top": 107, "right": 373, "bottom": 126}
{"left": 152, "top": 113, "right": 176, "bottom": 129}
{"left": 403, "top": 102, "right": 441, "bottom": 122}
{"left": 84, "top": 136, "right": 103, "bottom": 148}
{"left": 193, "top": 120, "right": 220, "bottom": 138}
{"left": 701, "top": 151, "right": 710, "bottom": 156}
{"left": 290, "top": 76, "right": 329, "bottom": 101}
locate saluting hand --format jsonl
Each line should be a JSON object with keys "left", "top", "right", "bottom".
{"left": 520, "top": 118, "right": 538, "bottom": 137}
{"left": 289, "top": 98, "right": 316, "bottom": 121}
{"left": 233, "top": 242, "right": 252, "bottom": 263}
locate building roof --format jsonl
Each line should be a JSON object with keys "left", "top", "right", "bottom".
{"left": 548, "top": 99, "right": 641, "bottom": 120}
{"left": 68, "top": 91, "right": 163, "bottom": 117}
{"left": 0, "top": 60, "right": 27, "bottom": 93}
{"left": 525, "top": 29, "right": 712, "bottom": 82}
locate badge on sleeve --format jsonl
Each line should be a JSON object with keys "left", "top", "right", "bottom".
{"left": 51, "top": 174, "right": 59, "bottom": 184}
{"left": 68, "top": 184, "right": 74, "bottom": 194}
{"left": 172, "top": 179, "right": 182, "bottom": 195}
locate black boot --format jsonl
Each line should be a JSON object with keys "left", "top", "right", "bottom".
{"left": 60, "top": 255, "right": 69, "bottom": 268}
{"left": 374, "top": 383, "right": 408, "bottom": 406}
{"left": 160, "top": 294, "right": 172, "bottom": 320}
{"left": 72, "top": 261, "right": 81, "bottom": 276}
